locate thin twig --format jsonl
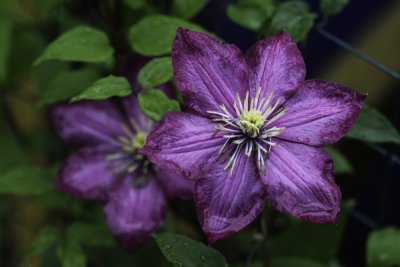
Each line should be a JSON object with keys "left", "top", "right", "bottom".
{"left": 244, "top": 209, "right": 269, "bottom": 267}
{"left": 364, "top": 142, "right": 400, "bottom": 165}
{"left": 379, "top": 149, "right": 395, "bottom": 223}
{"left": 350, "top": 209, "right": 379, "bottom": 229}
{"left": 316, "top": 28, "right": 400, "bottom": 81}
{"left": 244, "top": 232, "right": 264, "bottom": 267}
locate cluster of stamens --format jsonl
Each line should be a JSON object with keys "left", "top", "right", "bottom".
{"left": 207, "top": 88, "right": 286, "bottom": 174}
{"left": 106, "top": 117, "right": 152, "bottom": 186}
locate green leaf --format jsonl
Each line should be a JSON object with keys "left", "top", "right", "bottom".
{"left": 0, "top": 9, "right": 12, "bottom": 83}
{"left": 138, "top": 89, "right": 180, "bottom": 122}
{"left": 66, "top": 223, "right": 115, "bottom": 247}
{"left": 71, "top": 75, "right": 131, "bottom": 102}
{"left": 227, "top": 0, "right": 275, "bottom": 31}
{"left": 57, "top": 239, "right": 86, "bottom": 267}
{"left": 270, "top": 258, "right": 327, "bottom": 267}
{"left": 171, "top": 0, "right": 208, "bottom": 19}
{"left": 153, "top": 233, "right": 228, "bottom": 267}
{"left": 320, "top": 0, "right": 349, "bottom": 17}
{"left": 324, "top": 146, "right": 353, "bottom": 174}
{"left": 35, "top": 26, "right": 114, "bottom": 65}
{"left": 0, "top": 165, "right": 52, "bottom": 195}
{"left": 24, "top": 226, "right": 61, "bottom": 260}
{"left": 261, "top": 1, "right": 316, "bottom": 42}
{"left": 128, "top": 15, "right": 206, "bottom": 56}
{"left": 367, "top": 227, "right": 400, "bottom": 267}
{"left": 38, "top": 68, "right": 100, "bottom": 106}
{"left": 346, "top": 106, "right": 400, "bottom": 144}
{"left": 138, "top": 57, "right": 173, "bottom": 88}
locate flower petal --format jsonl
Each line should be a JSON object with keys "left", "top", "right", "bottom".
{"left": 276, "top": 79, "right": 366, "bottom": 146}
{"left": 261, "top": 141, "right": 341, "bottom": 223}
{"left": 142, "top": 112, "right": 224, "bottom": 179}
{"left": 103, "top": 176, "right": 167, "bottom": 251}
{"left": 196, "top": 152, "right": 265, "bottom": 242}
{"left": 247, "top": 32, "right": 305, "bottom": 101}
{"left": 172, "top": 28, "right": 248, "bottom": 116}
{"left": 55, "top": 145, "right": 117, "bottom": 201}
{"left": 51, "top": 101, "right": 126, "bottom": 148}
{"left": 158, "top": 168, "right": 194, "bottom": 200}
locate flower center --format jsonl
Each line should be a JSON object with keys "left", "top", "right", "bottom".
{"left": 106, "top": 121, "right": 151, "bottom": 187}
{"left": 207, "top": 88, "right": 286, "bottom": 174}
{"left": 133, "top": 132, "right": 147, "bottom": 150}
{"left": 238, "top": 109, "right": 266, "bottom": 138}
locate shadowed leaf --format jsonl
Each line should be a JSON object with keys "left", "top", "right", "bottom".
{"left": 347, "top": 105, "right": 400, "bottom": 144}
{"left": 153, "top": 233, "right": 228, "bottom": 267}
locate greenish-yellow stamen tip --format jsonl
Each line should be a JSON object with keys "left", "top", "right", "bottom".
{"left": 239, "top": 110, "right": 266, "bottom": 138}
{"left": 133, "top": 132, "right": 147, "bottom": 149}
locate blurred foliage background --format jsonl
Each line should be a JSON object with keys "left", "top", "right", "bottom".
{"left": 0, "top": 0, "right": 399, "bottom": 267}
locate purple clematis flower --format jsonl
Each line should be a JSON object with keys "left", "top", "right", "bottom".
{"left": 142, "top": 28, "right": 366, "bottom": 242}
{"left": 51, "top": 96, "right": 193, "bottom": 250}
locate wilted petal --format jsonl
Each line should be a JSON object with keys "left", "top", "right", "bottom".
{"left": 142, "top": 112, "right": 224, "bottom": 179}
{"left": 247, "top": 32, "right": 305, "bottom": 102}
{"left": 103, "top": 176, "right": 167, "bottom": 251}
{"left": 158, "top": 168, "right": 194, "bottom": 200}
{"left": 121, "top": 95, "right": 152, "bottom": 133}
{"left": 55, "top": 145, "right": 117, "bottom": 201}
{"left": 276, "top": 79, "right": 366, "bottom": 146}
{"left": 261, "top": 141, "right": 341, "bottom": 223}
{"left": 51, "top": 101, "right": 126, "bottom": 148}
{"left": 196, "top": 152, "right": 265, "bottom": 242}
{"left": 172, "top": 28, "right": 248, "bottom": 116}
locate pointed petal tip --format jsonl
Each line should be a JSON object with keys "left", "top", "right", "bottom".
{"left": 266, "top": 31, "right": 297, "bottom": 45}
{"left": 204, "top": 228, "right": 234, "bottom": 244}
{"left": 297, "top": 208, "right": 340, "bottom": 224}
{"left": 174, "top": 27, "right": 198, "bottom": 43}
{"left": 176, "top": 26, "right": 186, "bottom": 35}
{"left": 276, "top": 31, "right": 293, "bottom": 39}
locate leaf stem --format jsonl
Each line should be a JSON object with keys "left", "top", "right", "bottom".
{"left": 244, "top": 208, "right": 269, "bottom": 267}
{"left": 364, "top": 142, "right": 400, "bottom": 165}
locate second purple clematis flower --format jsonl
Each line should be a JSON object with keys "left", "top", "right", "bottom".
{"left": 142, "top": 28, "right": 366, "bottom": 242}
{"left": 51, "top": 96, "right": 193, "bottom": 250}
